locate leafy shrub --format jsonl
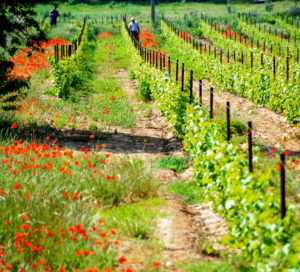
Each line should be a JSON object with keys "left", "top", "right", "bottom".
{"left": 50, "top": 23, "right": 96, "bottom": 99}
{"left": 89, "top": 123, "right": 98, "bottom": 130}
{"left": 128, "top": 68, "right": 136, "bottom": 79}
{"left": 138, "top": 80, "right": 152, "bottom": 101}
{"left": 288, "top": 6, "right": 300, "bottom": 16}
{"left": 265, "top": 17, "right": 276, "bottom": 24}
{"left": 220, "top": 119, "right": 247, "bottom": 136}
{"left": 193, "top": 27, "right": 203, "bottom": 38}
{"left": 265, "top": 1, "right": 274, "bottom": 12}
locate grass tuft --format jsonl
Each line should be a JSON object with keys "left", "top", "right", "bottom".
{"left": 156, "top": 156, "right": 190, "bottom": 173}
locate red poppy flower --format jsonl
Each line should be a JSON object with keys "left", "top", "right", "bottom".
{"left": 6, "top": 264, "right": 13, "bottom": 269}
{"left": 153, "top": 262, "right": 161, "bottom": 268}
{"left": 47, "top": 231, "right": 54, "bottom": 237}
{"left": 14, "top": 182, "right": 21, "bottom": 190}
{"left": 118, "top": 257, "right": 127, "bottom": 264}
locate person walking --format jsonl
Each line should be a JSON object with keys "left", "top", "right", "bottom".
{"left": 128, "top": 17, "right": 140, "bottom": 42}
{"left": 49, "top": 6, "right": 59, "bottom": 26}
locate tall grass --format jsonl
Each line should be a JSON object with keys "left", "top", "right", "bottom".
{"left": 0, "top": 138, "right": 157, "bottom": 270}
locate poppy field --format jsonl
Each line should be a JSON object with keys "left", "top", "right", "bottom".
{"left": 1, "top": 1, "right": 300, "bottom": 272}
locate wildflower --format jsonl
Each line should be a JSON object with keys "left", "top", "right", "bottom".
{"left": 118, "top": 257, "right": 127, "bottom": 264}
{"left": 153, "top": 262, "right": 161, "bottom": 268}
{"left": 20, "top": 224, "right": 29, "bottom": 230}
{"left": 25, "top": 192, "right": 30, "bottom": 199}
{"left": 14, "top": 182, "right": 21, "bottom": 190}
{"left": 21, "top": 214, "right": 28, "bottom": 220}
{"left": 6, "top": 264, "right": 13, "bottom": 269}
{"left": 11, "top": 123, "right": 17, "bottom": 129}
{"left": 110, "top": 229, "right": 116, "bottom": 235}
{"left": 283, "top": 150, "right": 289, "bottom": 156}
{"left": 47, "top": 231, "right": 54, "bottom": 237}
{"left": 24, "top": 241, "right": 32, "bottom": 247}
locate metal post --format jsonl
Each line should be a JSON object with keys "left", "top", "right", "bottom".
{"left": 210, "top": 87, "right": 213, "bottom": 120}
{"left": 181, "top": 63, "right": 184, "bottom": 92}
{"left": 176, "top": 60, "right": 179, "bottom": 83}
{"left": 226, "top": 102, "right": 230, "bottom": 142}
{"left": 199, "top": 80, "right": 202, "bottom": 105}
{"left": 220, "top": 49, "right": 223, "bottom": 63}
{"left": 286, "top": 56, "right": 289, "bottom": 81}
{"left": 248, "top": 121, "right": 253, "bottom": 172}
{"left": 190, "top": 70, "right": 193, "bottom": 103}
{"left": 160, "top": 53, "right": 162, "bottom": 71}
{"left": 280, "top": 153, "right": 286, "bottom": 219}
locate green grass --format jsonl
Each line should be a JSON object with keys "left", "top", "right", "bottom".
{"left": 35, "top": 1, "right": 296, "bottom": 22}
{"left": 100, "top": 198, "right": 164, "bottom": 239}
{"left": 180, "top": 255, "right": 256, "bottom": 271}
{"left": 167, "top": 181, "right": 204, "bottom": 205}
{"left": 156, "top": 156, "right": 190, "bottom": 173}
{"left": 181, "top": 261, "right": 233, "bottom": 272}
{"left": 134, "top": 103, "right": 152, "bottom": 118}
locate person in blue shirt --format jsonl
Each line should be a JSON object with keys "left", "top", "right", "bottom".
{"left": 49, "top": 6, "right": 59, "bottom": 26}
{"left": 128, "top": 17, "right": 140, "bottom": 42}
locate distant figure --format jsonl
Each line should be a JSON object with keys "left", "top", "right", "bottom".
{"left": 128, "top": 17, "right": 140, "bottom": 42}
{"left": 49, "top": 6, "right": 59, "bottom": 26}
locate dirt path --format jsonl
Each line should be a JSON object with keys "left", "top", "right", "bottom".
{"left": 110, "top": 69, "right": 229, "bottom": 271}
